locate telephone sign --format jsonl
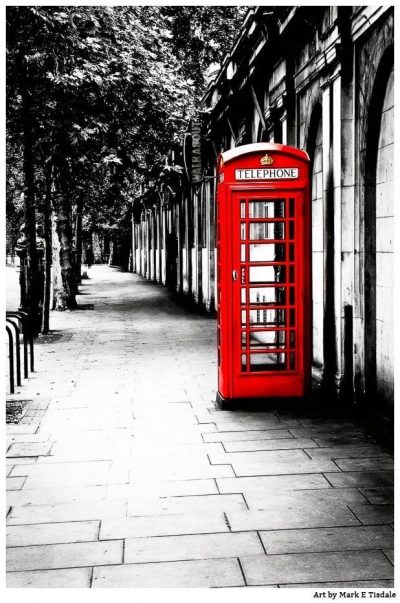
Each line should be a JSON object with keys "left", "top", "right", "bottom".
{"left": 235, "top": 167, "right": 299, "bottom": 180}
{"left": 216, "top": 143, "right": 311, "bottom": 407}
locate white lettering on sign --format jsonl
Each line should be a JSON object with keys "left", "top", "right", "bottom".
{"left": 235, "top": 167, "right": 299, "bottom": 180}
{"left": 191, "top": 118, "right": 202, "bottom": 185}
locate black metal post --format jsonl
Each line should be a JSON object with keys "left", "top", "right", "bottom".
{"left": 7, "top": 319, "right": 21, "bottom": 387}
{"left": 6, "top": 326, "right": 15, "bottom": 394}
{"left": 7, "top": 312, "right": 29, "bottom": 379}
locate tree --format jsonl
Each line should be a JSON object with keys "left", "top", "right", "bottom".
{"left": 6, "top": 6, "right": 247, "bottom": 321}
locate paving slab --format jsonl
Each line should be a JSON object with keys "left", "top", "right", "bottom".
{"left": 6, "top": 477, "right": 26, "bottom": 491}
{"left": 128, "top": 455, "right": 216, "bottom": 470}
{"left": 7, "top": 520, "right": 100, "bottom": 547}
{"left": 359, "top": 487, "right": 394, "bottom": 504}
{"left": 7, "top": 433, "right": 52, "bottom": 446}
{"left": 100, "top": 512, "right": 230, "bottom": 539}
{"left": 129, "top": 441, "right": 222, "bottom": 458}
{"left": 37, "top": 445, "right": 129, "bottom": 463}
{"left": 7, "top": 457, "right": 37, "bottom": 467}
{"left": 217, "top": 473, "right": 331, "bottom": 494}
{"left": 7, "top": 567, "right": 92, "bottom": 588}
{"left": 240, "top": 551, "right": 394, "bottom": 585}
{"left": 348, "top": 504, "right": 395, "bottom": 525}
{"left": 7, "top": 424, "right": 39, "bottom": 435}
{"left": 7, "top": 442, "right": 53, "bottom": 457}
{"left": 7, "top": 498, "right": 126, "bottom": 525}
{"left": 384, "top": 549, "right": 394, "bottom": 564}
{"left": 244, "top": 487, "right": 366, "bottom": 509}
{"left": 212, "top": 420, "right": 301, "bottom": 431}
{"left": 223, "top": 437, "right": 318, "bottom": 452}
{"left": 202, "top": 429, "right": 294, "bottom": 443}
{"left": 127, "top": 493, "right": 246, "bottom": 516}
{"left": 106, "top": 479, "right": 218, "bottom": 499}
{"left": 289, "top": 427, "right": 365, "bottom": 438}
{"left": 128, "top": 463, "right": 235, "bottom": 482}
{"left": 9, "top": 459, "right": 110, "bottom": 478}
{"left": 13, "top": 460, "right": 129, "bottom": 488}
{"left": 227, "top": 503, "right": 360, "bottom": 532}
{"left": 334, "top": 457, "right": 394, "bottom": 472}
{"left": 209, "top": 448, "right": 309, "bottom": 464}
{"left": 6, "top": 484, "right": 107, "bottom": 507}
{"left": 259, "top": 525, "right": 394, "bottom": 554}
{"left": 279, "top": 580, "right": 394, "bottom": 588}
{"left": 125, "top": 531, "right": 263, "bottom": 564}
{"left": 324, "top": 471, "right": 394, "bottom": 489}
{"left": 227, "top": 458, "right": 340, "bottom": 477}
{"left": 304, "top": 445, "right": 391, "bottom": 460}
{"left": 92, "top": 558, "right": 245, "bottom": 588}
{"left": 7, "top": 539, "right": 123, "bottom": 572}
{"left": 312, "top": 435, "right": 374, "bottom": 446}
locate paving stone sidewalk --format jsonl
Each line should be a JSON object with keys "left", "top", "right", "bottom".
{"left": 6, "top": 266, "right": 394, "bottom": 588}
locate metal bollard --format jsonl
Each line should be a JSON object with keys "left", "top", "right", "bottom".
{"left": 6, "top": 318, "right": 21, "bottom": 387}
{"left": 6, "top": 325, "right": 15, "bottom": 394}
{"left": 7, "top": 312, "right": 28, "bottom": 377}
{"left": 6, "top": 310, "right": 34, "bottom": 374}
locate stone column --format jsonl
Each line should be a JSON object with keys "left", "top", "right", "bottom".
{"left": 140, "top": 218, "right": 145, "bottom": 277}
{"left": 131, "top": 213, "right": 136, "bottom": 273}
{"left": 281, "top": 112, "right": 288, "bottom": 145}
{"left": 193, "top": 187, "right": 202, "bottom": 305}
{"left": 321, "top": 80, "right": 335, "bottom": 389}
{"left": 156, "top": 202, "right": 161, "bottom": 283}
{"left": 321, "top": 69, "right": 344, "bottom": 395}
{"left": 183, "top": 195, "right": 190, "bottom": 296}
{"left": 161, "top": 206, "right": 167, "bottom": 285}
{"left": 203, "top": 179, "right": 211, "bottom": 311}
{"left": 151, "top": 209, "right": 156, "bottom": 281}
{"left": 176, "top": 201, "right": 182, "bottom": 294}
{"left": 332, "top": 72, "right": 343, "bottom": 388}
{"left": 147, "top": 212, "right": 151, "bottom": 279}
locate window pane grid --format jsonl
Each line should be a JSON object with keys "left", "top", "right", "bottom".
{"left": 238, "top": 197, "right": 297, "bottom": 374}
{"left": 247, "top": 217, "right": 292, "bottom": 223}
{"left": 243, "top": 348, "right": 293, "bottom": 354}
{"left": 241, "top": 286, "right": 296, "bottom": 307}
{"left": 243, "top": 304, "right": 296, "bottom": 310}
{"left": 241, "top": 199, "right": 296, "bottom": 217}
{"left": 241, "top": 265, "right": 295, "bottom": 285}
{"left": 240, "top": 350, "right": 297, "bottom": 372}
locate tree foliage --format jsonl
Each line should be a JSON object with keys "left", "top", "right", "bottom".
{"left": 162, "top": 6, "right": 247, "bottom": 94}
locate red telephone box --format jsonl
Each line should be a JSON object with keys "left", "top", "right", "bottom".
{"left": 216, "top": 143, "right": 311, "bottom": 407}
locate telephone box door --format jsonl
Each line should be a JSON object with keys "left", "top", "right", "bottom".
{"left": 231, "top": 190, "right": 307, "bottom": 399}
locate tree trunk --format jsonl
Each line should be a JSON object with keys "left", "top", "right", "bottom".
{"left": 21, "top": 58, "right": 40, "bottom": 333}
{"left": 41, "top": 169, "right": 52, "bottom": 333}
{"left": 75, "top": 207, "right": 83, "bottom": 286}
{"left": 51, "top": 191, "right": 77, "bottom": 310}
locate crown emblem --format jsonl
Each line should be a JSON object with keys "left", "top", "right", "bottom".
{"left": 260, "top": 153, "right": 273, "bottom": 166}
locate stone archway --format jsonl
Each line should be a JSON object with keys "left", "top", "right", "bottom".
{"left": 364, "top": 47, "right": 394, "bottom": 414}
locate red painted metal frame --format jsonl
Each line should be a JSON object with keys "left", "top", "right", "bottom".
{"left": 216, "top": 143, "right": 311, "bottom": 404}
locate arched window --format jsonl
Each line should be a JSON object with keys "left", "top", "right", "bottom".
{"left": 364, "top": 46, "right": 394, "bottom": 412}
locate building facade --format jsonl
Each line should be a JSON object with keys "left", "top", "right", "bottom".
{"left": 131, "top": 6, "right": 394, "bottom": 421}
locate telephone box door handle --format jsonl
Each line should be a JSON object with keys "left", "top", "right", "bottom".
{"left": 232, "top": 270, "right": 238, "bottom": 281}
